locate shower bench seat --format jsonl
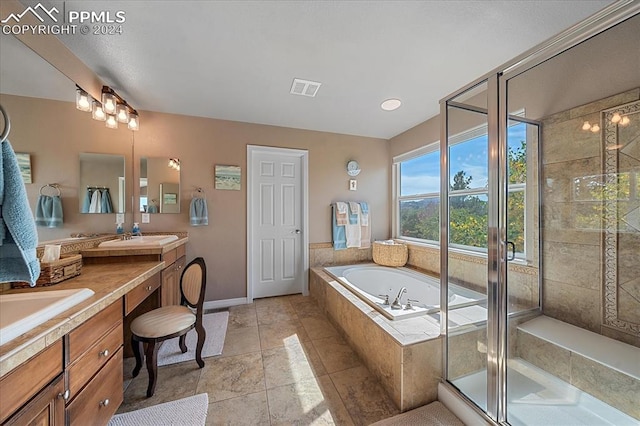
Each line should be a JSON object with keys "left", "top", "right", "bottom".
{"left": 517, "top": 315, "right": 639, "bottom": 420}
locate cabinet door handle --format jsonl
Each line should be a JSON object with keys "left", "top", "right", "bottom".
{"left": 100, "top": 398, "right": 110, "bottom": 407}
{"left": 58, "top": 389, "right": 70, "bottom": 401}
{"left": 146, "top": 286, "right": 152, "bottom": 291}
{"left": 99, "top": 349, "right": 109, "bottom": 357}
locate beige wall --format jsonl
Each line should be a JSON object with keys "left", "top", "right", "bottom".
{"left": 0, "top": 94, "right": 390, "bottom": 302}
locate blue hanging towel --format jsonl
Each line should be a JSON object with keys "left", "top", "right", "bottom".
{"left": 101, "top": 188, "right": 113, "bottom": 213}
{"left": 82, "top": 188, "right": 92, "bottom": 213}
{"left": 189, "top": 197, "right": 209, "bottom": 226}
{"left": 0, "top": 139, "right": 40, "bottom": 286}
{"left": 35, "top": 195, "right": 63, "bottom": 228}
{"left": 332, "top": 204, "right": 347, "bottom": 250}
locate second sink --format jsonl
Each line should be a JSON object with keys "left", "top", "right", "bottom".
{"left": 98, "top": 235, "right": 179, "bottom": 248}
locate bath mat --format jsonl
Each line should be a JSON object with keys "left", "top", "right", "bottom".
{"left": 109, "top": 393, "right": 208, "bottom": 425}
{"left": 157, "top": 311, "right": 228, "bottom": 367}
{"left": 370, "top": 401, "right": 464, "bottom": 426}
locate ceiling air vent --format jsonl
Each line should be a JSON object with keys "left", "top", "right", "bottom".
{"left": 290, "top": 78, "right": 321, "bottom": 97}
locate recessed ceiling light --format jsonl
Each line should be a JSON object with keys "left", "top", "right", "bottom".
{"left": 381, "top": 98, "right": 402, "bottom": 111}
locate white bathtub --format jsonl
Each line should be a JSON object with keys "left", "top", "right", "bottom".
{"left": 324, "top": 263, "right": 485, "bottom": 320}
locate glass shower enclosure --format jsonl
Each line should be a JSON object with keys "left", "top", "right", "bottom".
{"left": 440, "top": 4, "right": 639, "bottom": 425}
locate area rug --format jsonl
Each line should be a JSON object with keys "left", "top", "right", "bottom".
{"left": 109, "top": 393, "right": 208, "bottom": 426}
{"left": 157, "top": 311, "right": 228, "bottom": 367}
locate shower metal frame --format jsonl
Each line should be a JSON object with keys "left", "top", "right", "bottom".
{"left": 439, "top": 2, "right": 640, "bottom": 424}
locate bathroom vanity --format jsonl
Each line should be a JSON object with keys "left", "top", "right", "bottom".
{"left": 0, "top": 235, "right": 188, "bottom": 425}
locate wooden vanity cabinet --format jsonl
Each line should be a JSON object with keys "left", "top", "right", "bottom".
{"left": 161, "top": 249, "right": 186, "bottom": 306}
{"left": 0, "top": 341, "right": 63, "bottom": 425}
{"left": 65, "top": 299, "right": 123, "bottom": 425}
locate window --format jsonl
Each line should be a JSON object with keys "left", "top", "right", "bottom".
{"left": 394, "top": 145, "right": 440, "bottom": 243}
{"left": 394, "top": 121, "right": 529, "bottom": 258}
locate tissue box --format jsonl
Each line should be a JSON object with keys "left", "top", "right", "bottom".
{"left": 11, "top": 254, "right": 83, "bottom": 288}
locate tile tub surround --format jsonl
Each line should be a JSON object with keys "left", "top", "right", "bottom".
{"left": 310, "top": 267, "right": 442, "bottom": 412}
{"left": 517, "top": 316, "right": 640, "bottom": 420}
{"left": 310, "top": 242, "right": 373, "bottom": 267}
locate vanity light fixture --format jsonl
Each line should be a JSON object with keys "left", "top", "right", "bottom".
{"left": 581, "top": 121, "right": 600, "bottom": 133}
{"left": 168, "top": 158, "right": 180, "bottom": 171}
{"left": 75, "top": 88, "right": 92, "bottom": 112}
{"left": 75, "top": 85, "right": 140, "bottom": 130}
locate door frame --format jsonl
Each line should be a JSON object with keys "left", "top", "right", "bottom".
{"left": 246, "top": 145, "right": 309, "bottom": 303}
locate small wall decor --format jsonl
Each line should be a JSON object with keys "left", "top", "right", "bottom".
{"left": 349, "top": 179, "right": 357, "bottom": 191}
{"left": 215, "top": 165, "right": 241, "bottom": 190}
{"left": 163, "top": 193, "right": 177, "bottom": 204}
{"left": 15, "top": 152, "right": 32, "bottom": 183}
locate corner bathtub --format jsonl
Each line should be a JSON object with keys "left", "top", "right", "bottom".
{"left": 324, "top": 263, "right": 484, "bottom": 320}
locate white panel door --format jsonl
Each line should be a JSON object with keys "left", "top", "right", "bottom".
{"left": 250, "top": 149, "right": 304, "bottom": 298}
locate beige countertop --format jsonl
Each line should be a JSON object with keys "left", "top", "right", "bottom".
{"left": 0, "top": 261, "right": 165, "bottom": 378}
{"left": 80, "top": 236, "right": 188, "bottom": 258}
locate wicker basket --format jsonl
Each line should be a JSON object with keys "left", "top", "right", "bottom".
{"left": 11, "top": 254, "right": 83, "bottom": 288}
{"left": 372, "top": 241, "right": 408, "bottom": 267}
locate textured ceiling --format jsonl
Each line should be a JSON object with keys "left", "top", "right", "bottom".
{"left": 3, "top": 1, "right": 614, "bottom": 139}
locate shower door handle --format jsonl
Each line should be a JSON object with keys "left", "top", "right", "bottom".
{"left": 506, "top": 241, "right": 516, "bottom": 261}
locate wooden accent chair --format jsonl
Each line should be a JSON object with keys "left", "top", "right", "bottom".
{"left": 130, "top": 257, "right": 207, "bottom": 397}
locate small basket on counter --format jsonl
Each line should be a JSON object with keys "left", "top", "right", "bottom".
{"left": 11, "top": 254, "right": 83, "bottom": 288}
{"left": 372, "top": 241, "right": 408, "bottom": 267}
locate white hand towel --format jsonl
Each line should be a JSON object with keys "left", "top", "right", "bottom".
{"left": 345, "top": 202, "right": 361, "bottom": 248}
{"left": 89, "top": 189, "right": 101, "bottom": 213}
{"left": 335, "top": 202, "right": 348, "bottom": 226}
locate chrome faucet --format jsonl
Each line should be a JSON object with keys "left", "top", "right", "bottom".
{"left": 391, "top": 287, "right": 407, "bottom": 310}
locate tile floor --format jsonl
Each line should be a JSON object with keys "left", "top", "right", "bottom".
{"left": 118, "top": 294, "right": 401, "bottom": 425}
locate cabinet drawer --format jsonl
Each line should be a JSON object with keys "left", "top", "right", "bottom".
{"left": 0, "top": 340, "right": 63, "bottom": 423}
{"left": 66, "top": 347, "right": 123, "bottom": 426}
{"left": 176, "top": 243, "right": 186, "bottom": 259}
{"left": 68, "top": 300, "right": 121, "bottom": 361}
{"left": 67, "top": 320, "right": 123, "bottom": 401}
{"left": 163, "top": 248, "right": 177, "bottom": 266}
{"left": 125, "top": 273, "right": 161, "bottom": 315}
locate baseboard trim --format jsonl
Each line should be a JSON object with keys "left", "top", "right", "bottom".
{"left": 204, "top": 297, "right": 248, "bottom": 310}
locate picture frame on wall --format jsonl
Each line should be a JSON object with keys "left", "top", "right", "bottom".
{"left": 215, "top": 165, "right": 241, "bottom": 190}
{"left": 15, "top": 152, "right": 32, "bottom": 183}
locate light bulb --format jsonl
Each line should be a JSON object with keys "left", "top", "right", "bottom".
{"left": 92, "top": 101, "right": 106, "bottom": 121}
{"left": 128, "top": 113, "right": 139, "bottom": 131}
{"left": 116, "top": 104, "right": 129, "bottom": 123}
{"left": 102, "top": 92, "right": 117, "bottom": 114}
{"left": 582, "top": 121, "right": 591, "bottom": 130}
{"left": 620, "top": 116, "right": 630, "bottom": 126}
{"left": 105, "top": 114, "right": 118, "bottom": 129}
{"left": 590, "top": 124, "right": 600, "bottom": 133}
{"left": 611, "top": 112, "right": 621, "bottom": 123}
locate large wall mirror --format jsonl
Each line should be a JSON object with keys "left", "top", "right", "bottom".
{"left": 139, "top": 157, "right": 181, "bottom": 213}
{"left": 79, "top": 153, "right": 126, "bottom": 213}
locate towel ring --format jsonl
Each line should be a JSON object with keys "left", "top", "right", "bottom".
{"left": 40, "top": 184, "right": 61, "bottom": 196}
{"left": 191, "top": 187, "right": 205, "bottom": 199}
{"left": 0, "top": 104, "right": 10, "bottom": 143}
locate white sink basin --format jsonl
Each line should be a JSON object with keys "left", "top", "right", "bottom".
{"left": 98, "top": 235, "right": 179, "bottom": 248}
{"left": 0, "top": 288, "right": 95, "bottom": 346}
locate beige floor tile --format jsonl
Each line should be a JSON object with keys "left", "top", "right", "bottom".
{"left": 268, "top": 375, "right": 355, "bottom": 426}
{"left": 118, "top": 361, "right": 202, "bottom": 413}
{"left": 259, "top": 319, "right": 311, "bottom": 350}
{"left": 206, "top": 391, "right": 270, "bottom": 426}
{"left": 301, "top": 316, "right": 340, "bottom": 340}
{"left": 262, "top": 339, "right": 327, "bottom": 389}
{"left": 330, "top": 366, "right": 399, "bottom": 426}
{"left": 254, "top": 296, "right": 295, "bottom": 309}
{"left": 294, "top": 301, "right": 326, "bottom": 319}
{"left": 256, "top": 303, "right": 299, "bottom": 325}
{"left": 221, "top": 326, "right": 261, "bottom": 357}
{"left": 228, "top": 305, "right": 258, "bottom": 330}
{"left": 313, "top": 336, "right": 362, "bottom": 374}
{"left": 196, "top": 352, "right": 265, "bottom": 403}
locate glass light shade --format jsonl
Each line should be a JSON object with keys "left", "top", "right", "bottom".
{"left": 611, "top": 112, "right": 622, "bottom": 123}
{"left": 590, "top": 124, "right": 600, "bottom": 132}
{"left": 116, "top": 104, "right": 129, "bottom": 123}
{"left": 102, "top": 92, "right": 117, "bottom": 114}
{"left": 620, "top": 116, "right": 630, "bottom": 126}
{"left": 105, "top": 114, "right": 118, "bottom": 129}
{"left": 92, "top": 101, "right": 106, "bottom": 121}
{"left": 76, "top": 89, "right": 92, "bottom": 112}
{"left": 582, "top": 121, "right": 591, "bottom": 130}
{"left": 128, "top": 112, "right": 139, "bottom": 131}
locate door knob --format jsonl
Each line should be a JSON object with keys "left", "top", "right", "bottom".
{"left": 295, "top": 229, "right": 301, "bottom": 234}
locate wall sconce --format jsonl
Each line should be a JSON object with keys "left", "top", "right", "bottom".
{"left": 168, "top": 158, "right": 180, "bottom": 171}
{"left": 611, "top": 112, "right": 631, "bottom": 127}
{"left": 75, "top": 85, "right": 140, "bottom": 131}
{"left": 581, "top": 121, "right": 600, "bottom": 133}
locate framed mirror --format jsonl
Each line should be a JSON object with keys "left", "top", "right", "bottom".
{"left": 140, "top": 157, "right": 181, "bottom": 213}
{"left": 79, "top": 153, "right": 126, "bottom": 213}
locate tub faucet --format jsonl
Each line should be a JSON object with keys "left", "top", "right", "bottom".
{"left": 391, "top": 287, "right": 407, "bottom": 310}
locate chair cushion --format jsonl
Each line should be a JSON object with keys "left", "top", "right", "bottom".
{"left": 131, "top": 305, "right": 196, "bottom": 338}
